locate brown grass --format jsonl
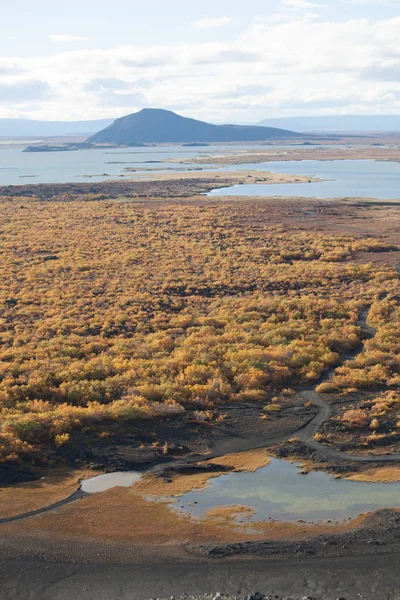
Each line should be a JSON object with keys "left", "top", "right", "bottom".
{"left": 346, "top": 466, "right": 400, "bottom": 483}
{"left": 209, "top": 449, "right": 271, "bottom": 472}
{"left": 135, "top": 450, "right": 272, "bottom": 498}
{"left": 205, "top": 505, "right": 257, "bottom": 521}
{"left": 0, "top": 469, "right": 93, "bottom": 519}
{"left": 289, "top": 460, "right": 400, "bottom": 483}
{"left": 136, "top": 471, "right": 216, "bottom": 497}
{"left": 2, "top": 484, "right": 368, "bottom": 545}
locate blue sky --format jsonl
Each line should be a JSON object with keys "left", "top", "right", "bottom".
{"left": 2, "top": 0, "right": 399, "bottom": 53}
{"left": 1, "top": 0, "right": 400, "bottom": 121}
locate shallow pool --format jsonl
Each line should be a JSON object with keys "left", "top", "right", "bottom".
{"left": 172, "top": 458, "right": 400, "bottom": 523}
{"left": 81, "top": 471, "right": 142, "bottom": 494}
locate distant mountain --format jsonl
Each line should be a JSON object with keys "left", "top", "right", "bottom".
{"left": 88, "top": 109, "right": 303, "bottom": 145}
{"left": 258, "top": 115, "right": 400, "bottom": 133}
{"left": 0, "top": 118, "right": 114, "bottom": 138}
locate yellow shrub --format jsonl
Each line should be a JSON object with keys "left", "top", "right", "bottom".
{"left": 54, "top": 433, "right": 70, "bottom": 448}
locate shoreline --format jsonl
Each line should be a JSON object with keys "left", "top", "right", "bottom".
{"left": 2, "top": 169, "right": 400, "bottom": 204}
{"left": 0, "top": 506, "right": 399, "bottom": 564}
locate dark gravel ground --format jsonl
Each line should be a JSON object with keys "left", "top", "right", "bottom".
{"left": 1, "top": 552, "right": 399, "bottom": 600}
{"left": 149, "top": 595, "right": 343, "bottom": 600}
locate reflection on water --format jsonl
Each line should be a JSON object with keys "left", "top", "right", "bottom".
{"left": 81, "top": 471, "right": 142, "bottom": 493}
{"left": 172, "top": 458, "right": 400, "bottom": 523}
{"left": 209, "top": 159, "right": 400, "bottom": 200}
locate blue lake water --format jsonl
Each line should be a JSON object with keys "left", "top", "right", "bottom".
{"left": 1, "top": 145, "right": 400, "bottom": 200}
{"left": 173, "top": 458, "right": 400, "bottom": 523}
{"left": 0, "top": 146, "right": 210, "bottom": 185}
{"left": 209, "top": 159, "right": 400, "bottom": 200}
{"left": 0, "top": 144, "right": 284, "bottom": 186}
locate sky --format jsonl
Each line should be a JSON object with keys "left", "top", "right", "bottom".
{"left": 1, "top": 0, "right": 400, "bottom": 122}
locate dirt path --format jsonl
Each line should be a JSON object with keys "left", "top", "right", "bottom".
{"left": 0, "top": 490, "right": 87, "bottom": 526}
{"left": 297, "top": 297, "right": 400, "bottom": 462}
{"left": 298, "top": 390, "right": 400, "bottom": 462}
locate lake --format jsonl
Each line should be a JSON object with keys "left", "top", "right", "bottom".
{"left": 0, "top": 144, "right": 280, "bottom": 185}
{"left": 2, "top": 145, "right": 400, "bottom": 200}
{"left": 77, "top": 458, "right": 400, "bottom": 524}
{"left": 210, "top": 159, "right": 400, "bottom": 200}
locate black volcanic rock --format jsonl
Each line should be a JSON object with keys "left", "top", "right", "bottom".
{"left": 88, "top": 108, "right": 303, "bottom": 145}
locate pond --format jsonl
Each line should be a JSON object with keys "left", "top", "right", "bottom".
{"left": 209, "top": 159, "right": 400, "bottom": 200}
{"left": 171, "top": 457, "right": 400, "bottom": 524}
{"left": 77, "top": 458, "right": 400, "bottom": 524}
{"left": 81, "top": 471, "right": 142, "bottom": 494}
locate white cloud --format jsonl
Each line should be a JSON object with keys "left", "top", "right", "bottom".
{"left": 192, "top": 16, "right": 233, "bottom": 29}
{"left": 259, "top": 0, "right": 322, "bottom": 26}
{"left": 0, "top": 80, "right": 50, "bottom": 102}
{"left": 49, "top": 34, "right": 91, "bottom": 43}
{"left": 282, "top": 0, "right": 321, "bottom": 8}
{"left": 2, "top": 16, "right": 400, "bottom": 121}
{"left": 341, "top": 0, "right": 396, "bottom": 4}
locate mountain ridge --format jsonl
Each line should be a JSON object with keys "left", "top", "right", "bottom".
{"left": 88, "top": 108, "right": 303, "bottom": 144}
{"left": 3, "top": 113, "right": 400, "bottom": 139}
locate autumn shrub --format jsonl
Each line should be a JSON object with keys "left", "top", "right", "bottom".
{"left": 324, "top": 391, "right": 400, "bottom": 448}
{"left": 341, "top": 409, "right": 370, "bottom": 429}
{"left": 329, "top": 297, "right": 400, "bottom": 393}
{"left": 0, "top": 198, "right": 398, "bottom": 460}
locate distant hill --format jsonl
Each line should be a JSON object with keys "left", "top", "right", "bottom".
{"left": 0, "top": 118, "right": 114, "bottom": 138}
{"left": 88, "top": 109, "right": 303, "bottom": 145}
{"left": 258, "top": 115, "right": 400, "bottom": 133}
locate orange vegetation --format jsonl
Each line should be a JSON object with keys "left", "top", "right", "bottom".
{"left": 323, "top": 299, "right": 400, "bottom": 393}
{"left": 208, "top": 449, "right": 271, "bottom": 472}
{"left": 204, "top": 505, "right": 257, "bottom": 520}
{"left": 0, "top": 197, "right": 398, "bottom": 462}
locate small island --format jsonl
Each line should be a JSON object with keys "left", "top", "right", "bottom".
{"left": 23, "top": 142, "right": 95, "bottom": 153}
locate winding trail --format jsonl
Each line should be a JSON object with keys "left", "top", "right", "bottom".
{"left": 1, "top": 274, "right": 400, "bottom": 524}
{"left": 296, "top": 271, "right": 400, "bottom": 463}
{"left": 0, "top": 490, "right": 86, "bottom": 526}
{"left": 297, "top": 302, "right": 400, "bottom": 463}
